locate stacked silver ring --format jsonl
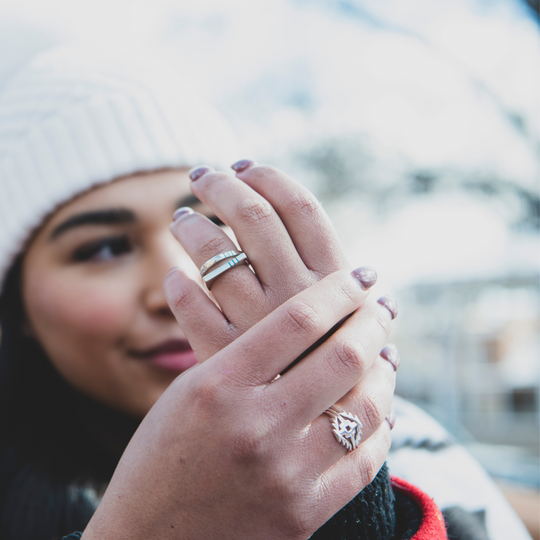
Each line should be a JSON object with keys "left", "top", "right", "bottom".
{"left": 200, "top": 250, "right": 249, "bottom": 287}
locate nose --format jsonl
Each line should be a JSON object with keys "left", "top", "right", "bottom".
{"left": 142, "top": 231, "right": 197, "bottom": 317}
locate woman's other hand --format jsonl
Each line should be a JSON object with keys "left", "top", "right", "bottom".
{"left": 82, "top": 269, "right": 396, "bottom": 540}
{"left": 166, "top": 162, "right": 375, "bottom": 362}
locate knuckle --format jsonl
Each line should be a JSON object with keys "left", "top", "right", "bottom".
{"left": 331, "top": 339, "right": 365, "bottom": 376}
{"left": 197, "top": 235, "right": 231, "bottom": 261}
{"left": 372, "top": 306, "right": 392, "bottom": 337}
{"left": 189, "top": 373, "right": 227, "bottom": 412}
{"left": 337, "top": 280, "right": 361, "bottom": 304}
{"left": 235, "top": 197, "right": 274, "bottom": 226}
{"left": 266, "top": 465, "right": 298, "bottom": 500}
{"left": 284, "top": 193, "right": 321, "bottom": 218}
{"left": 359, "top": 391, "right": 384, "bottom": 432}
{"left": 281, "top": 302, "right": 323, "bottom": 338}
{"left": 359, "top": 452, "right": 380, "bottom": 487}
{"left": 381, "top": 360, "right": 397, "bottom": 389}
{"left": 200, "top": 171, "right": 229, "bottom": 190}
{"left": 248, "top": 164, "right": 281, "bottom": 180}
{"left": 166, "top": 280, "right": 197, "bottom": 313}
{"left": 230, "top": 427, "right": 267, "bottom": 463}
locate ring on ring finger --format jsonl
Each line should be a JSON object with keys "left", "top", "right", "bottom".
{"left": 202, "top": 252, "right": 250, "bottom": 288}
{"left": 324, "top": 405, "right": 363, "bottom": 452}
{"left": 200, "top": 250, "right": 242, "bottom": 277}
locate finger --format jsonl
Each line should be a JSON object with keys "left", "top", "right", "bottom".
{"left": 266, "top": 294, "right": 396, "bottom": 428}
{"left": 169, "top": 208, "right": 265, "bottom": 325}
{"left": 315, "top": 420, "right": 392, "bottom": 520}
{"left": 188, "top": 168, "right": 308, "bottom": 290}
{"left": 163, "top": 266, "right": 236, "bottom": 362}
{"left": 232, "top": 162, "right": 348, "bottom": 275}
{"left": 207, "top": 268, "right": 374, "bottom": 384}
{"left": 306, "top": 354, "right": 395, "bottom": 471}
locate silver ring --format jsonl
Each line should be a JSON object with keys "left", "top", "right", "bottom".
{"left": 202, "top": 252, "right": 248, "bottom": 286}
{"left": 324, "top": 405, "right": 363, "bottom": 452}
{"left": 200, "top": 250, "right": 241, "bottom": 277}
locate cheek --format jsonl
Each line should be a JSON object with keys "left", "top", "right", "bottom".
{"left": 25, "top": 271, "right": 135, "bottom": 345}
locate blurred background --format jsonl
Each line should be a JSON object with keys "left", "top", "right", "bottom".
{"left": 0, "top": 0, "right": 538, "bottom": 535}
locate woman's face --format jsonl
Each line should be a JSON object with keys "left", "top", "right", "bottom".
{"left": 22, "top": 169, "right": 211, "bottom": 418}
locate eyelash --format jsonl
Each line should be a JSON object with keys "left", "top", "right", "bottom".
{"left": 70, "top": 213, "right": 223, "bottom": 263}
{"left": 72, "top": 235, "right": 133, "bottom": 263}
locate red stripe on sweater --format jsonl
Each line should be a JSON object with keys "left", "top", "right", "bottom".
{"left": 391, "top": 476, "right": 448, "bottom": 540}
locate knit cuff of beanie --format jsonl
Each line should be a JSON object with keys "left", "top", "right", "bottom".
{"left": 0, "top": 44, "right": 239, "bottom": 293}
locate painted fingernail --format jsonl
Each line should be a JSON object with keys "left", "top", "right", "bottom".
{"left": 386, "top": 407, "right": 396, "bottom": 430}
{"left": 231, "top": 159, "right": 257, "bottom": 173}
{"left": 380, "top": 344, "right": 400, "bottom": 371}
{"left": 172, "top": 207, "right": 194, "bottom": 221}
{"left": 377, "top": 295, "right": 398, "bottom": 320}
{"left": 352, "top": 266, "right": 377, "bottom": 290}
{"left": 189, "top": 165, "right": 214, "bottom": 181}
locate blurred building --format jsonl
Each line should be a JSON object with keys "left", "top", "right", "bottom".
{"left": 393, "top": 233, "right": 539, "bottom": 488}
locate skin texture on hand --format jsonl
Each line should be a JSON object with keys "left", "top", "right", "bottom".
{"left": 167, "top": 163, "right": 351, "bottom": 361}
{"left": 82, "top": 164, "right": 398, "bottom": 539}
{"left": 83, "top": 270, "right": 395, "bottom": 540}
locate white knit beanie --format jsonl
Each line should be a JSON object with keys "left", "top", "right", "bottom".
{"left": 0, "top": 44, "right": 239, "bottom": 292}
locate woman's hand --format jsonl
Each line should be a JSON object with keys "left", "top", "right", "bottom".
{"left": 166, "top": 162, "right": 379, "bottom": 362}
{"left": 82, "top": 269, "right": 396, "bottom": 540}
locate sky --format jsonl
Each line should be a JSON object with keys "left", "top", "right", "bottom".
{"left": 0, "top": 0, "right": 538, "bottom": 289}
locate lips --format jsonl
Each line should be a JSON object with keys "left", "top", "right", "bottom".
{"left": 128, "top": 339, "right": 198, "bottom": 372}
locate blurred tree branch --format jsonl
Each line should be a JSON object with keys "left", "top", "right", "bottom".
{"left": 523, "top": 0, "right": 539, "bottom": 18}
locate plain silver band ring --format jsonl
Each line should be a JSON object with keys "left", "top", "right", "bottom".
{"left": 200, "top": 250, "right": 241, "bottom": 277}
{"left": 324, "top": 405, "right": 363, "bottom": 452}
{"left": 202, "top": 252, "right": 248, "bottom": 286}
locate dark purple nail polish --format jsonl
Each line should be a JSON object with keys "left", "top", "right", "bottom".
{"left": 231, "top": 159, "right": 257, "bottom": 173}
{"left": 377, "top": 295, "right": 398, "bottom": 320}
{"left": 172, "top": 207, "right": 194, "bottom": 221}
{"left": 352, "top": 266, "right": 377, "bottom": 290}
{"left": 386, "top": 407, "right": 396, "bottom": 430}
{"left": 380, "top": 344, "right": 400, "bottom": 371}
{"left": 189, "top": 165, "right": 214, "bottom": 181}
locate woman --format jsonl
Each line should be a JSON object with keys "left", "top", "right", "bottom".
{"left": 0, "top": 45, "right": 446, "bottom": 539}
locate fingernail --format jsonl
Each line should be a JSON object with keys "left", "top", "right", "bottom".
{"left": 231, "top": 159, "right": 257, "bottom": 173}
{"left": 386, "top": 407, "right": 396, "bottom": 430}
{"left": 377, "top": 295, "right": 398, "bottom": 320}
{"left": 352, "top": 266, "right": 377, "bottom": 290}
{"left": 172, "top": 207, "right": 194, "bottom": 221}
{"left": 189, "top": 165, "right": 214, "bottom": 181}
{"left": 380, "top": 344, "right": 400, "bottom": 371}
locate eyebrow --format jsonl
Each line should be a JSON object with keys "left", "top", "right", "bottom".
{"left": 50, "top": 208, "right": 136, "bottom": 240}
{"left": 50, "top": 193, "right": 207, "bottom": 241}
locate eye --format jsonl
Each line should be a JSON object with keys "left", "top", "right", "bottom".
{"left": 72, "top": 236, "right": 133, "bottom": 263}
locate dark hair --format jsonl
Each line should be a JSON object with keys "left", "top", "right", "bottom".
{"left": 0, "top": 257, "right": 138, "bottom": 540}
